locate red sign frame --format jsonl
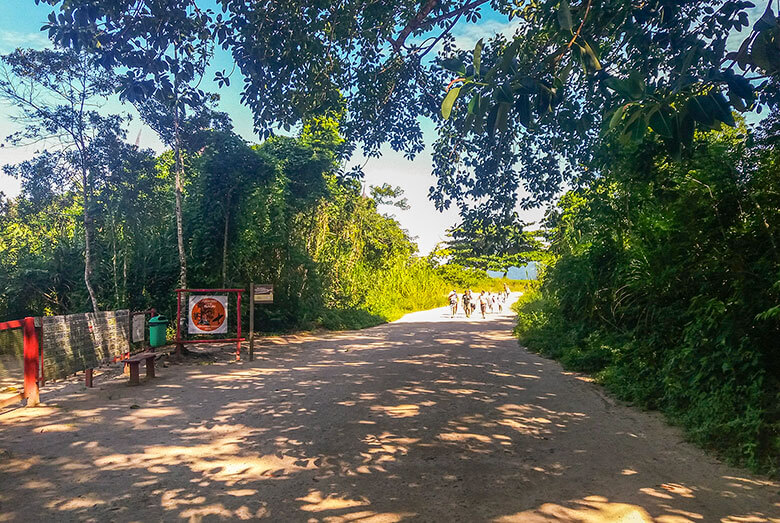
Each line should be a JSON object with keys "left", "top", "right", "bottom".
{"left": 175, "top": 288, "right": 245, "bottom": 360}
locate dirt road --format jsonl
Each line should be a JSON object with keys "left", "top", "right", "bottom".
{"left": 0, "top": 296, "right": 777, "bottom": 522}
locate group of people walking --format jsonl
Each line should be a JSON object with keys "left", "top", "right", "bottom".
{"left": 448, "top": 284, "right": 511, "bottom": 319}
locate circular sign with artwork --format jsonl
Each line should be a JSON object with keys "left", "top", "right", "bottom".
{"left": 188, "top": 296, "right": 228, "bottom": 334}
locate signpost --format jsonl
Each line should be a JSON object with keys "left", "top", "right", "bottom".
{"left": 132, "top": 313, "right": 145, "bottom": 344}
{"left": 174, "top": 288, "right": 244, "bottom": 360}
{"left": 248, "top": 283, "right": 274, "bottom": 361}
{"left": 188, "top": 295, "right": 228, "bottom": 334}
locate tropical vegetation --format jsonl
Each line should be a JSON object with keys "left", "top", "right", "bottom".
{"left": 514, "top": 115, "right": 780, "bottom": 474}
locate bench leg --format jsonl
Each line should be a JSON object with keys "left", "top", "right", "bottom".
{"left": 128, "top": 362, "right": 140, "bottom": 386}
{"left": 85, "top": 368, "right": 93, "bottom": 388}
{"left": 145, "top": 357, "right": 155, "bottom": 379}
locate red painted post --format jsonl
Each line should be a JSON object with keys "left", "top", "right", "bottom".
{"left": 22, "top": 317, "right": 40, "bottom": 407}
{"left": 236, "top": 291, "right": 242, "bottom": 361}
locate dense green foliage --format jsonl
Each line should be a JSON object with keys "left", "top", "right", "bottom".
{"left": 38, "top": 0, "right": 780, "bottom": 224}
{"left": 0, "top": 114, "right": 510, "bottom": 331}
{"left": 514, "top": 118, "right": 780, "bottom": 474}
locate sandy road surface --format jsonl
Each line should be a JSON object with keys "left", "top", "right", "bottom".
{"left": 0, "top": 295, "right": 778, "bottom": 522}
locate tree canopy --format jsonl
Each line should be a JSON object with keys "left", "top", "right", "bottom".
{"left": 36, "top": 0, "right": 780, "bottom": 223}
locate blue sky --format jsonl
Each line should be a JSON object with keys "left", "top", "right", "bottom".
{"left": 0, "top": 1, "right": 769, "bottom": 254}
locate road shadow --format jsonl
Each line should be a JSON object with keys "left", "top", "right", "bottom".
{"left": 0, "top": 313, "right": 777, "bottom": 521}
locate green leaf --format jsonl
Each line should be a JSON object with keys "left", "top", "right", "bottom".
{"left": 728, "top": 89, "right": 747, "bottom": 112}
{"left": 500, "top": 38, "right": 522, "bottom": 72}
{"left": 608, "top": 104, "right": 627, "bottom": 129}
{"left": 725, "top": 75, "right": 754, "bottom": 102}
{"left": 582, "top": 41, "right": 602, "bottom": 71}
{"left": 629, "top": 116, "right": 647, "bottom": 142}
{"left": 498, "top": 82, "right": 514, "bottom": 103}
{"left": 573, "top": 43, "right": 588, "bottom": 75}
{"left": 686, "top": 95, "right": 715, "bottom": 127}
{"left": 619, "top": 108, "right": 646, "bottom": 144}
{"left": 679, "top": 110, "right": 695, "bottom": 147}
{"left": 734, "top": 36, "right": 752, "bottom": 70}
{"left": 710, "top": 91, "right": 735, "bottom": 127}
{"left": 515, "top": 76, "right": 538, "bottom": 95}
{"left": 648, "top": 106, "right": 675, "bottom": 138}
{"left": 441, "top": 58, "right": 466, "bottom": 75}
{"left": 474, "top": 38, "right": 483, "bottom": 76}
{"left": 441, "top": 86, "right": 461, "bottom": 119}
{"left": 754, "top": 3, "right": 777, "bottom": 31}
{"left": 515, "top": 95, "right": 531, "bottom": 128}
{"left": 467, "top": 93, "right": 480, "bottom": 115}
{"left": 486, "top": 103, "right": 499, "bottom": 137}
{"left": 750, "top": 31, "right": 780, "bottom": 74}
{"left": 535, "top": 85, "right": 553, "bottom": 116}
{"left": 558, "top": 60, "right": 573, "bottom": 84}
{"left": 495, "top": 102, "right": 510, "bottom": 134}
{"left": 558, "top": 0, "right": 573, "bottom": 32}
{"left": 626, "top": 71, "right": 645, "bottom": 99}
{"left": 604, "top": 76, "right": 630, "bottom": 97}
{"left": 463, "top": 112, "right": 475, "bottom": 133}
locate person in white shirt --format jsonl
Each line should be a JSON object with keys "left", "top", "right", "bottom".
{"left": 448, "top": 289, "right": 459, "bottom": 317}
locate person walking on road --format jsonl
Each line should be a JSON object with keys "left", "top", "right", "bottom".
{"left": 448, "top": 289, "right": 459, "bottom": 317}
{"left": 462, "top": 289, "right": 473, "bottom": 318}
{"left": 478, "top": 291, "right": 488, "bottom": 319}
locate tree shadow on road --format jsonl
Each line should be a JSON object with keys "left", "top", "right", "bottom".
{"left": 0, "top": 315, "right": 777, "bottom": 522}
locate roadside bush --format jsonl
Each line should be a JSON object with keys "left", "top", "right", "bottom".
{"left": 514, "top": 124, "right": 780, "bottom": 476}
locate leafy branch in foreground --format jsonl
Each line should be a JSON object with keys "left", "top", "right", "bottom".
{"left": 37, "top": 0, "right": 779, "bottom": 225}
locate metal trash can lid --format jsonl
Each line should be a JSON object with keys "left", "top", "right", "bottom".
{"left": 149, "top": 315, "right": 169, "bottom": 325}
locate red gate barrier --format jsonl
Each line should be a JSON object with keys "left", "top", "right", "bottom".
{"left": 0, "top": 317, "right": 39, "bottom": 408}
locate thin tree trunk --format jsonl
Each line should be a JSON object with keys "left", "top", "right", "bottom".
{"left": 112, "top": 214, "right": 119, "bottom": 306}
{"left": 173, "top": 106, "right": 188, "bottom": 291}
{"left": 122, "top": 243, "right": 128, "bottom": 306}
{"left": 82, "top": 173, "right": 99, "bottom": 313}
{"left": 222, "top": 192, "right": 231, "bottom": 287}
{"left": 172, "top": 84, "right": 190, "bottom": 352}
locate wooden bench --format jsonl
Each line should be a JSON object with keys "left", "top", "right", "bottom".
{"left": 120, "top": 352, "right": 159, "bottom": 386}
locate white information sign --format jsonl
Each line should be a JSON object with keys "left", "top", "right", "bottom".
{"left": 132, "top": 314, "right": 145, "bottom": 343}
{"left": 188, "top": 295, "right": 228, "bottom": 334}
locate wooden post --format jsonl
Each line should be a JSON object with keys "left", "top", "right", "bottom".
{"left": 85, "top": 368, "right": 94, "bottom": 388}
{"left": 236, "top": 290, "right": 242, "bottom": 361}
{"left": 175, "top": 290, "right": 183, "bottom": 357}
{"left": 128, "top": 363, "right": 140, "bottom": 386}
{"left": 22, "top": 317, "right": 40, "bottom": 407}
{"left": 249, "top": 282, "right": 255, "bottom": 362}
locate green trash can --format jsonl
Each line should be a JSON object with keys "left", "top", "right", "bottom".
{"left": 148, "top": 315, "right": 169, "bottom": 348}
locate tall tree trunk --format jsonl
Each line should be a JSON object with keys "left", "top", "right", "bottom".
{"left": 173, "top": 106, "right": 188, "bottom": 291}
{"left": 122, "top": 243, "right": 128, "bottom": 306}
{"left": 222, "top": 192, "right": 231, "bottom": 287}
{"left": 112, "top": 214, "right": 119, "bottom": 306}
{"left": 82, "top": 173, "right": 99, "bottom": 313}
